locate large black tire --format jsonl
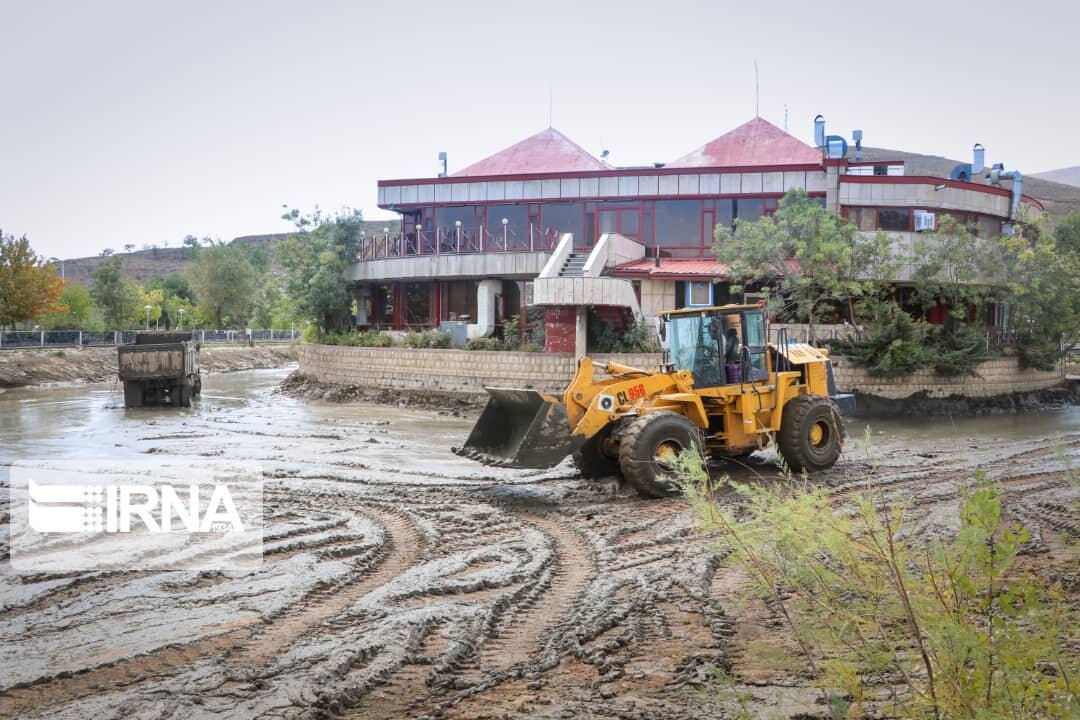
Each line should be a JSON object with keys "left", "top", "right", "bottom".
{"left": 776, "top": 394, "right": 843, "bottom": 473}
{"left": 123, "top": 381, "right": 143, "bottom": 408}
{"left": 178, "top": 383, "right": 193, "bottom": 407}
{"left": 618, "top": 412, "right": 702, "bottom": 498}
{"left": 192, "top": 374, "right": 202, "bottom": 397}
{"left": 572, "top": 428, "right": 619, "bottom": 479}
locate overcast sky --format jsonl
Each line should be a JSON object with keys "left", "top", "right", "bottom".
{"left": 2, "top": 0, "right": 1077, "bottom": 260}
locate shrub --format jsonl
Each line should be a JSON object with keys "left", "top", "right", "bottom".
{"left": 404, "top": 330, "right": 452, "bottom": 348}
{"left": 301, "top": 324, "right": 321, "bottom": 343}
{"left": 678, "top": 447, "right": 1080, "bottom": 720}
{"left": 465, "top": 337, "right": 502, "bottom": 351}
{"left": 587, "top": 310, "right": 661, "bottom": 353}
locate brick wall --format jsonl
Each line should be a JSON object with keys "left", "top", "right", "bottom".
{"left": 830, "top": 355, "right": 1063, "bottom": 399}
{"left": 298, "top": 345, "right": 1062, "bottom": 399}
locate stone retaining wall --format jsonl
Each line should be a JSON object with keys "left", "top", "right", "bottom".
{"left": 830, "top": 355, "right": 1062, "bottom": 399}
{"left": 298, "top": 345, "right": 1062, "bottom": 399}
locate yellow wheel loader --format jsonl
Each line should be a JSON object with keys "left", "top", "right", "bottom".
{"left": 454, "top": 303, "right": 854, "bottom": 498}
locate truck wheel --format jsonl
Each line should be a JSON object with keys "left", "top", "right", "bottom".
{"left": 178, "top": 384, "right": 192, "bottom": 407}
{"left": 777, "top": 395, "right": 843, "bottom": 473}
{"left": 572, "top": 428, "right": 619, "bottom": 479}
{"left": 193, "top": 375, "right": 202, "bottom": 397}
{"left": 123, "top": 381, "right": 143, "bottom": 408}
{"left": 619, "top": 411, "right": 702, "bottom": 498}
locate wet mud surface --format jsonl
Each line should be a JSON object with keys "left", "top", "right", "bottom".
{"left": 1, "top": 369, "right": 1078, "bottom": 719}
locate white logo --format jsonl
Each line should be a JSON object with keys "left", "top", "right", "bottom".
{"left": 28, "top": 480, "right": 245, "bottom": 534}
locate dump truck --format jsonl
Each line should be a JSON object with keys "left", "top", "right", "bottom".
{"left": 118, "top": 332, "right": 202, "bottom": 408}
{"left": 454, "top": 303, "right": 854, "bottom": 497}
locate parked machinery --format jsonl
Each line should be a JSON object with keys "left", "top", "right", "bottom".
{"left": 455, "top": 303, "right": 853, "bottom": 497}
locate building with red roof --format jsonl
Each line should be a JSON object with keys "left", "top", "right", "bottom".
{"left": 352, "top": 116, "right": 1039, "bottom": 354}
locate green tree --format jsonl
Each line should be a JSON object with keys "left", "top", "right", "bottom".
{"left": 0, "top": 230, "right": 67, "bottom": 329}
{"left": 188, "top": 243, "right": 257, "bottom": 330}
{"left": 40, "top": 283, "right": 94, "bottom": 330}
{"left": 714, "top": 189, "right": 893, "bottom": 342}
{"left": 911, "top": 215, "right": 996, "bottom": 330}
{"left": 90, "top": 256, "right": 142, "bottom": 331}
{"left": 277, "top": 206, "right": 362, "bottom": 331}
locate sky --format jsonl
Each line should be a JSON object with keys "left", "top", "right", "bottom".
{"left": 2, "top": 0, "right": 1078, "bottom": 260}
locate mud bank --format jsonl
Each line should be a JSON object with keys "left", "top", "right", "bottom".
{"left": 855, "top": 383, "right": 1079, "bottom": 417}
{"left": 277, "top": 370, "right": 485, "bottom": 413}
{"left": 1, "top": 369, "right": 1077, "bottom": 720}
{"left": 0, "top": 344, "right": 298, "bottom": 387}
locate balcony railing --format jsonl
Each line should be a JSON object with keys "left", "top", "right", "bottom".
{"left": 356, "top": 224, "right": 560, "bottom": 261}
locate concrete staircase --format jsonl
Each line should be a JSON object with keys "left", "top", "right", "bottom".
{"left": 559, "top": 253, "right": 588, "bottom": 277}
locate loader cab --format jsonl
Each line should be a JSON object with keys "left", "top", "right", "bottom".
{"left": 661, "top": 304, "right": 769, "bottom": 387}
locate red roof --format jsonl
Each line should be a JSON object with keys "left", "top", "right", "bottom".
{"left": 612, "top": 258, "right": 729, "bottom": 279}
{"left": 452, "top": 127, "right": 612, "bottom": 177}
{"left": 668, "top": 117, "right": 822, "bottom": 168}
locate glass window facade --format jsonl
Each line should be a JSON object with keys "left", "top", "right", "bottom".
{"left": 735, "top": 198, "right": 763, "bottom": 223}
{"left": 654, "top": 200, "right": 700, "bottom": 246}
{"left": 485, "top": 203, "right": 528, "bottom": 231}
{"left": 879, "top": 208, "right": 911, "bottom": 232}
{"left": 540, "top": 202, "right": 583, "bottom": 240}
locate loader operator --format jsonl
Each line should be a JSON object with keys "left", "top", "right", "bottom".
{"left": 724, "top": 327, "right": 742, "bottom": 384}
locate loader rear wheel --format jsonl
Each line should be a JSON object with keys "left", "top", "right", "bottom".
{"left": 619, "top": 412, "right": 702, "bottom": 498}
{"left": 776, "top": 394, "right": 842, "bottom": 473}
{"left": 573, "top": 428, "right": 619, "bottom": 479}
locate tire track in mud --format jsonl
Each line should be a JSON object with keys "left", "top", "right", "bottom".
{"left": 474, "top": 513, "right": 594, "bottom": 673}
{"left": 229, "top": 504, "right": 424, "bottom": 667}
{"left": 0, "top": 504, "right": 423, "bottom": 716}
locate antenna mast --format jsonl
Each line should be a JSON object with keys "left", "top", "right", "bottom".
{"left": 548, "top": 86, "right": 553, "bottom": 128}
{"left": 754, "top": 61, "right": 759, "bottom": 117}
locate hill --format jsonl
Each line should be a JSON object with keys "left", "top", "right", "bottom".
{"left": 60, "top": 221, "right": 393, "bottom": 287}
{"left": 1032, "top": 166, "right": 1080, "bottom": 188}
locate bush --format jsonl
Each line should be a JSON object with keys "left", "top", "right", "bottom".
{"left": 465, "top": 337, "right": 502, "bottom": 351}
{"left": 833, "top": 307, "right": 994, "bottom": 378}
{"left": 404, "top": 330, "right": 452, "bottom": 348}
{"left": 301, "top": 324, "right": 321, "bottom": 343}
{"left": 587, "top": 310, "right": 661, "bottom": 353}
{"left": 319, "top": 329, "right": 394, "bottom": 347}
{"left": 679, "top": 448, "right": 1080, "bottom": 720}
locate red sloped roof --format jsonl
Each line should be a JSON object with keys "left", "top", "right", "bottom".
{"left": 668, "top": 117, "right": 822, "bottom": 168}
{"left": 611, "top": 258, "right": 730, "bottom": 279}
{"left": 452, "top": 127, "right": 612, "bottom": 177}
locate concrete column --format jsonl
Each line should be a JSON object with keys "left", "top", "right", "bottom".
{"left": 825, "top": 165, "right": 841, "bottom": 214}
{"left": 575, "top": 306, "right": 588, "bottom": 359}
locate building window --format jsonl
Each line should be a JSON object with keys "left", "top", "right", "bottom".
{"left": 848, "top": 207, "right": 877, "bottom": 231}
{"left": 434, "top": 206, "right": 476, "bottom": 232}
{"left": 540, "top": 202, "right": 583, "bottom": 240}
{"left": 878, "top": 208, "right": 911, "bottom": 232}
{"left": 654, "top": 200, "right": 701, "bottom": 246}
{"left": 405, "top": 282, "right": 431, "bottom": 325}
{"left": 715, "top": 199, "right": 734, "bottom": 230}
{"left": 735, "top": 198, "right": 764, "bottom": 223}
{"left": 484, "top": 203, "right": 528, "bottom": 232}
{"left": 977, "top": 215, "right": 1001, "bottom": 238}
{"left": 447, "top": 280, "right": 478, "bottom": 321}
{"left": 687, "top": 281, "right": 713, "bottom": 307}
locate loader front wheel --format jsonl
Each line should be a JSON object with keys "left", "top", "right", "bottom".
{"left": 777, "top": 394, "right": 842, "bottom": 473}
{"left": 619, "top": 412, "right": 702, "bottom": 498}
{"left": 573, "top": 428, "right": 619, "bottom": 479}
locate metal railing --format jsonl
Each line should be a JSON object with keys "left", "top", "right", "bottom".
{"left": 356, "top": 223, "right": 561, "bottom": 260}
{"left": 0, "top": 329, "right": 299, "bottom": 350}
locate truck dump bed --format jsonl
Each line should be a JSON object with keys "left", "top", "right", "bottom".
{"left": 118, "top": 332, "right": 200, "bottom": 407}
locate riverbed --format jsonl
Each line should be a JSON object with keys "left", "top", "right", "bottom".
{"left": 1, "top": 368, "right": 1077, "bottom": 719}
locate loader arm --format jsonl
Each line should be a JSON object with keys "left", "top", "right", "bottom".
{"left": 563, "top": 357, "right": 696, "bottom": 442}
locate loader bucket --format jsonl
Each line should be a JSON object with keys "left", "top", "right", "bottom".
{"left": 452, "top": 388, "right": 577, "bottom": 468}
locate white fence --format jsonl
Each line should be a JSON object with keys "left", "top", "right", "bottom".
{"left": 0, "top": 329, "right": 299, "bottom": 350}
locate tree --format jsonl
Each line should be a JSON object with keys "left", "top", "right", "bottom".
{"left": 714, "top": 189, "right": 893, "bottom": 342}
{"left": 911, "top": 215, "right": 995, "bottom": 330}
{"left": 0, "top": 230, "right": 67, "bottom": 329}
{"left": 188, "top": 243, "right": 257, "bottom": 330}
{"left": 90, "top": 256, "right": 142, "bottom": 331}
{"left": 41, "top": 283, "right": 94, "bottom": 330}
{"left": 277, "top": 206, "right": 362, "bottom": 331}
{"left": 123, "top": 244, "right": 135, "bottom": 253}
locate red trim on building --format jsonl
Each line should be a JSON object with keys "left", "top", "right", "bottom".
{"left": 377, "top": 163, "right": 825, "bottom": 187}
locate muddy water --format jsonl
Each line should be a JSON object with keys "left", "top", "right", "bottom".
{"left": 1, "top": 370, "right": 1077, "bottom": 720}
